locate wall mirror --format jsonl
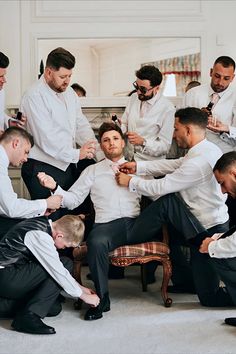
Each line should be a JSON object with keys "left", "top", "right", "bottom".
{"left": 38, "top": 37, "right": 201, "bottom": 99}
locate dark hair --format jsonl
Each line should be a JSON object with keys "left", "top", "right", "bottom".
{"left": 0, "top": 52, "right": 9, "bottom": 69}
{"left": 71, "top": 83, "right": 86, "bottom": 96}
{"left": 214, "top": 56, "right": 235, "bottom": 71}
{"left": 213, "top": 151, "right": 236, "bottom": 173}
{"left": 185, "top": 80, "right": 201, "bottom": 92}
{"left": 46, "top": 47, "right": 75, "bottom": 71}
{"left": 0, "top": 127, "right": 34, "bottom": 147}
{"left": 98, "top": 122, "right": 124, "bottom": 142}
{"left": 175, "top": 107, "right": 208, "bottom": 129}
{"left": 135, "top": 65, "right": 162, "bottom": 87}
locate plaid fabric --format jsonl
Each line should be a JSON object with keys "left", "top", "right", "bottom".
{"left": 109, "top": 242, "right": 169, "bottom": 258}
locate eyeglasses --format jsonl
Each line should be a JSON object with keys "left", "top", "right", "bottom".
{"left": 133, "top": 81, "right": 154, "bottom": 95}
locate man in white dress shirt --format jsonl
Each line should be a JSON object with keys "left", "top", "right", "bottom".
{"left": 20, "top": 47, "right": 98, "bottom": 222}
{"left": 121, "top": 65, "right": 175, "bottom": 162}
{"left": 38, "top": 122, "right": 142, "bottom": 321}
{"left": 183, "top": 56, "right": 236, "bottom": 153}
{"left": 116, "top": 107, "right": 232, "bottom": 306}
{"left": 200, "top": 151, "right": 236, "bottom": 325}
{"left": 0, "top": 214, "right": 100, "bottom": 334}
{"left": 0, "top": 127, "right": 62, "bottom": 239}
{"left": 183, "top": 56, "right": 236, "bottom": 227}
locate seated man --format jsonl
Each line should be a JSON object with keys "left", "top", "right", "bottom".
{"left": 0, "top": 214, "right": 99, "bottom": 335}
{"left": 116, "top": 107, "right": 231, "bottom": 306}
{"left": 200, "top": 151, "right": 236, "bottom": 325}
{"left": 0, "top": 127, "right": 62, "bottom": 239}
{"left": 38, "top": 122, "right": 142, "bottom": 321}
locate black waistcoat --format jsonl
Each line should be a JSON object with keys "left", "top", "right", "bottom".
{"left": 0, "top": 216, "right": 52, "bottom": 267}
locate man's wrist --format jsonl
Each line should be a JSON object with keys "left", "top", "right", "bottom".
{"left": 51, "top": 182, "right": 58, "bottom": 193}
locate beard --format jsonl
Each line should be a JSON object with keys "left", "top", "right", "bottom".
{"left": 138, "top": 92, "right": 154, "bottom": 101}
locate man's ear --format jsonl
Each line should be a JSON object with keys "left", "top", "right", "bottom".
{"left": 12, "top": 138, "right": 20, "bottom": 149}
{"left": 210, "top": 68, "right": 213, "bottom": 77}
{"left": 185, "top": 125, "right": 191, "bottom": 136}
{"left": 229, "top": 168, "right": 236, "bottom": 180}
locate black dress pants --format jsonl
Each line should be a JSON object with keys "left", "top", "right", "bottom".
{"left": 128, "top": 193, "right": 230, "bottom": 306}
{"left": 87, "top": 218, "right": 135, "bottom": 298}
{"left": 0, "top": 257, "right": 73, "bottom": 318}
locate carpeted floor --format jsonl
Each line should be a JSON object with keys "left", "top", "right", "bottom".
{"left": 0, "top": 266, "right": 235, "bottom": 354}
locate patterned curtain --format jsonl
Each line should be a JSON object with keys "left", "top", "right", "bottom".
{"left": 143, "top": 53, "right": 201, "bottom": 96}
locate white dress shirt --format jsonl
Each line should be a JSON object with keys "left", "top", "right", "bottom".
{"left": 209, "top": 231, "right": 236, "bottom": 258}
{"left": 55, "top": 157, "right": 141, "bottom": 223}
{"left": 24, "top": 225, "right": 82, "bottom": 297}
{"left": 20, "top": 76, "right": 97, "bottom": 171}
{"left": 129, "top": 139, "right": 228, "bottom": 229}
{"left": 121, "top": 92, "right": 175, "bottom": 161}
{"left": 0, "top": 145, "right": 46, "bottom": 218}
{"left": 183, "top": 83, "right": 236, "bottom": 152}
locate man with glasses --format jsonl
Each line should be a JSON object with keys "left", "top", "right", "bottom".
{"left": 121, "top": 65, "right": 175, "bottom": 162}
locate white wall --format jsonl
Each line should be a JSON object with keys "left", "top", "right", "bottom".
{"left": 1, "top": 0, "right": 236, "bottom": 106}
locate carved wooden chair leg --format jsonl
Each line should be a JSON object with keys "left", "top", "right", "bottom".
{"left": 161, "top": 258, "right": 172, "bottom": 307}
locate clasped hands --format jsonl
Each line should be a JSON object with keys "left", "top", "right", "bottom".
{"left": 126, "top": 131, "right": 145, "bottom": 146}
{"left": 80, "top": 140, "right": 97, "bottom": 160}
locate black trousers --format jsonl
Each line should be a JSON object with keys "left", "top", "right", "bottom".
{"left": 87, "top": 218, "right": 136, "bottom": 298}
{"left": 128, "top": 193, "right": 230, "bottom": 306}
{"left": 0, "top": 257, "right": 73, "bottom": 318}
{"left": 21, "top": 158, "right": 95, "bottom": 225}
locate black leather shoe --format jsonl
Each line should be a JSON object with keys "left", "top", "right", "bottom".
{"left": 225, "top": 317, "right": 236, "bottom": 327}
{"left": 84, "top": 293, "right": 110, "bottom": 321}
{"left": 11, "top": 311, "right": 56, "bottom": 335}
{"left": 167, "top": 285, "right": 196, "bottom": 294}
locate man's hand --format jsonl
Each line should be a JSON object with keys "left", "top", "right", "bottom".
{"left": 207, "top": 117, "right": 229, "bottom": 133}
{"left": 80, "top": 287, "right": 100, "bottom": 307}
{"left": 199, "top": 237, "right": 214, "bottom": 253}
{"left": 38, "top": 172, "right": 57, "bottom": 190}
{"left": 46, "top": 195, "right": 62, "bottom": 210}
{"left": 9, "top": 114, "right": 27, "bottom": 128}
{"left": 126, "top": 131, "right": 145, "bottom": 146}
{"left": 115, "top": 172, "right": 132, "bottom": 187}
{"left": 80, "top": 140, "right": 97, "bottom": 160}
{"left": 119, "top": 161, "right": 137, "bottom": 174}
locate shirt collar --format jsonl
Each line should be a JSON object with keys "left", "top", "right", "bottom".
{"left": 188, "top": 139, "right": 207, "bottom": 155}
{"left": 0, "top": 145, "right": 9, "bottom": 168}
{"left": 105, "top": 156, "right": 126, "bottom": 166}
{"left": 208, "top": 84, "right": 232, "bottom": 99}
{"left": 144, "top": 90, "right": 161, "bottom": 106}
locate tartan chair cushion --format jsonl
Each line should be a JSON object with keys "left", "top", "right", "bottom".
{"left": 109, "top": 242, "right": 169, "bottom": 258}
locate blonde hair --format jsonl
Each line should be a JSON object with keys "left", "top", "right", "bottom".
{"left": 55, "top": 215, "right": 85, "bottom": 247}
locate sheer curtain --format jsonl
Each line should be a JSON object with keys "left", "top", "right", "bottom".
{"left": 143, "top": 53, "right": 201, "bottom": 96}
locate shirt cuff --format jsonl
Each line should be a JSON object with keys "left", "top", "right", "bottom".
{"left": 208, "top": 240, "right": 217, "bottom": 257}
{"left": 136, "top": 161, "right": 147, "bottom": 175}
{"left": 129, "top": 176, "right": 138, "bottom": 193}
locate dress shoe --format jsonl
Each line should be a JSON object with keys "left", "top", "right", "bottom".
{"left": 84, "top": 293, "right": 110, "bottom": 321}
{"left": 11, "top": 311, "right": 56, "bottom": 335}
{"left": 167, "top": 284, "right": 196, "bottom": 294}
{"left": 225, "top": 317, "right": 236, "bottom": 327}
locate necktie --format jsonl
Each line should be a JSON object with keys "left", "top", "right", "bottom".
{"left": 110, "top": 162, "right": 120, "bottom": 174}
{"left": 211, "top": 92, "right": 220, "bottom": 107}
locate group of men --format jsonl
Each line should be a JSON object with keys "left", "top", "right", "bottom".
{"left": 0, "top": 48, "right": 236, "bottom": 335}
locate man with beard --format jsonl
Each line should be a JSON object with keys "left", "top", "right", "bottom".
{"left": 200, "top": 151, "right": 236, "bottom": 326}
{"left": 20, "top": 47, "right": 101, "bottom": 221}
{"left": 184, "top": 56, "right": 236, "bottom": 227}
{"left": 183, "top": 56, "right": 236, "bottom": 153}
{"left": 121, "top": 65, "right": 175, "bottom": 162}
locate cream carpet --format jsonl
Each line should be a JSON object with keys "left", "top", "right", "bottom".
{"left": 0, "top": 266, "right": 235, "bottom": 354}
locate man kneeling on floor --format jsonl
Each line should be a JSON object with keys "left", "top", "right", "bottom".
{"left": 0, "top": 215, "right": 100, "bottom": 334}
{"left": 200, "top": 151, "right": 236, "bottom": 327}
